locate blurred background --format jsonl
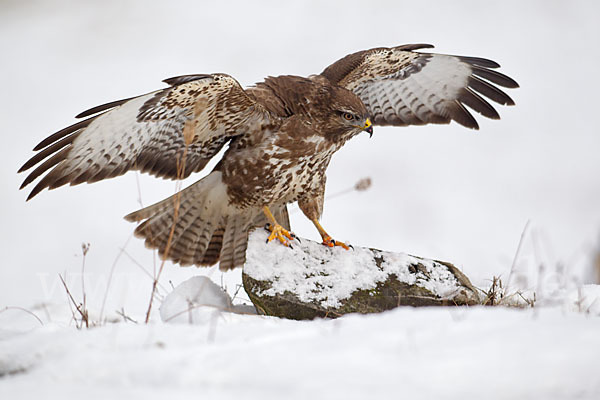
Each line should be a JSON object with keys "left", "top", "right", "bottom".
{"left": 1, "top": 0, "right": 599, "bottom": 322}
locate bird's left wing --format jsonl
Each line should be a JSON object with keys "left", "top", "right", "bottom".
{"left": 320, "top": 44, "right": 518, "bottom": 129}
{"left": 19, "top": 74, "right": 272, "bottom": 200}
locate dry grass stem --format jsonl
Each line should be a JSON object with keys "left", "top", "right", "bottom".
{"left": 99, "top": 235, "right": 134, "bottom": 322}
{"left": 80, "top": 242, "right": 90, "bottom": 325}
{"left": 0, "top": 306, "right": 44, "bottom": 326}
{"left": 505, "top": 220, "right": 530, "bottom": 294}
{"left": 480, "top": 275, "right": 535, "bottom": 308}
{"left": 144, "top": 146, "right": 189, "bottom": 323}
{"left": 59, "top": 273, "right": 89, "bottom": 329}
{"left": 116, "top": 308, "right": 138, "bottom": 324}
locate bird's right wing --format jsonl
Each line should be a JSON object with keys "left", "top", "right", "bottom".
{"left": 19, "top": 74, "right": 273, "bottom": 200}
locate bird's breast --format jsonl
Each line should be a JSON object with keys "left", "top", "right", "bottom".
{"left": 222, "top": 139, "right": 333, "bottom": 209}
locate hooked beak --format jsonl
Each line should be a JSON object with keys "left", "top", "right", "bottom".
{"left": 363, "top": 118, "right": 373, "bottom": 138}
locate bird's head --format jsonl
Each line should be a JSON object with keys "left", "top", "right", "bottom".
{"left": 327, "top": 87, "right": 373, "bottom": 141}
{"left": 336, "top": 110, "right": 373, "bottom": 138}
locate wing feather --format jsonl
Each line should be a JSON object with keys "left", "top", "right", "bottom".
{"left": 470, "top": 66, "right": 519, "bottom": 88}
{"left": 75, "top": 97, "right": 135, "bottom": 119}
{"left": 468, "top": 76, "right": 515, "bottom": 105}
{"left": 32, "top": 115, "right": 98, "bottom": 151}
{"left": 20, "top": 74, "right": 271, "bottom": 200}
{"left": 456, "top": 56, "right": 500, "bottom": 68}
{"left": 19, "top": 131, "right": 82, "bottom": 174}
{"left": 321, "top": 44, "right": 518, "bottom": 129}
{"left": 458, "top": 88, "right": 500, "bottom": 120}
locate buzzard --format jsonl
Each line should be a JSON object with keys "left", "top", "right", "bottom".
{"left": 19, "top": 44, "right": 518, "bottom": 270}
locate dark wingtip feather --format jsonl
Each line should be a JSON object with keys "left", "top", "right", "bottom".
{"left": 19, "top": 132, "right": 80, "bottom": 173}
{"left": 26, "top": 182, "right": 46, "bottom": 201}
{"left": 20, "top": 147, "right": 71, "bottom": 190}
{"left": 448, "top": 100, "right": 479, "bottom": 130}
{"left": 395, "top": 43, "right": 435, "bottom": 51}
{"left": 162, "top": 74, "right": 212, "bottom": 86}
{"left": 75, "top": 97, "right": 133, "bottom": 119}
{"left": 468, "top": 76, "right": 515, "bottom": 106}
{"left": 18, "top": 163, "right": 29, "bottom": 174}
{"left": 458, "top": 56, "right": 501, "bottom": 68}
{"left": 459, "top": 88, "right": 501, "bottom": 120}
{"left": 32, "top": 115, "right": 97, "bottom": 151}
{"left": 471, "top": 66, "right": 519, "bottom": 88}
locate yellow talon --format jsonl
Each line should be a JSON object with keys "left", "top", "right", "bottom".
{"left": 262, "top": 205, "right": 296, "bottom": 247}
{"left": 265, "top": 223, "right": 295, "bottom": 247}
{"left": 310, "top": 218, "right": 351, "bottom": 250}
{"left": 322, "top": 235, "right": 350, "bottom": 250}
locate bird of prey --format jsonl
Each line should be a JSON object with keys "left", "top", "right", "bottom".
{"left": 19, "top": 44, "right": 518, "bottom": 270}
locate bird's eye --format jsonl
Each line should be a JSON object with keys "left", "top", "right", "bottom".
{"left": 342, "top": 112, "right": 354, "bottom": 121}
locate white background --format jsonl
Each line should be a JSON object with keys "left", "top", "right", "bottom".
{"left": 1, "top": 0, "right": 599, "bottom": 316}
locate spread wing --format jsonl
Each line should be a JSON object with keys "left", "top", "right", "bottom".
{"left": 320, "top": 44, "right": 519, "bottom": 129}
{"left": 19, "top": 74, "right": 272, "bottom": 200}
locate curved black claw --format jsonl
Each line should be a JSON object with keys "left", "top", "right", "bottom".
{"left": 335, "top": 239, "right": 352, "bottom": 249}
{"left": 290, "top": 232, "right": 301, "bottom": 243}
{"left": 264, "top": 223, "right": 272, "bottom": 242}
{"left": 321, "top": 236, "right": 351, "bottom": 250}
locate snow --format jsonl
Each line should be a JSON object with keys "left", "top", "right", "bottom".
{"left": 245, "top": 230, "right": 467, "bottom": 307}
{"left": 3, "top": 0, "right": 600, "bottom": 315}
{"left": 1, "top": 306, "right": 599, "bottom": 400}
{"left": 160, "top": 276, "right": 234, "bottom": 324}
{"left": 565, "top": 284, "right": 600, "bottom": 316}
{"left": 159, "top": 276, "right": 256, "bottom": 324}
{"left": 1, "top": 1, "right": 600, "bottom": 398}
{"left": 1, "top": 270, "right": 599, "bottom": 399}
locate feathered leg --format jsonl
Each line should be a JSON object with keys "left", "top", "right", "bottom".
{"left": 298, "top": 188, "right": 350, "bottom": 250}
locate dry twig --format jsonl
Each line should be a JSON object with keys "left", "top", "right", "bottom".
{"left": 144, "top": 146, "right": 189, "bottom": 323}
{"left": 59, "top": 273, "right": 89, "bottom": 329}
{"left": 0, "top": 306, "right": 44, "bottom": 326}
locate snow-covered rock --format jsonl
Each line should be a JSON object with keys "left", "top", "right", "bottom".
{"left": 243, "top": 229, "right": 481, "bottom": 319}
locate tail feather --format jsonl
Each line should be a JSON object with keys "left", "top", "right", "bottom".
{"left": 173, "top": 218, "right": 217, "bottom": 266}
{"left": 126, "top": 172, "right": 227, "bottom": 265}
{"left": 124, "top": 171, "right": 291, "bottom": 270}
{"left": 124, "top": 190, "right": 192, "bottom": 222}
{"left": 219, "top": 214, "right": 256, "bottom": 270}
{"left": 232, "top": 221, "right": 251, "bottom": 270}
{"left": 199, "top": 227, "right": 225, "bottom": 265}
{"left": 219, "top": 217, "right": 237, "bottom": 271}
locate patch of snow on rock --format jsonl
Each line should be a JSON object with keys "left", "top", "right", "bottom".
{"left": 244, "top": 229, "right": 464, "bottom": 308}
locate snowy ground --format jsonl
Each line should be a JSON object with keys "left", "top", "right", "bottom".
{"left": 2, "top": 279, "right": 600, "bottom": 400}
{"left": 2, "top": 303, "right": 600, "bottom": 400}
{"left": 2, "top": 1, "right": 600, "bottom": 398}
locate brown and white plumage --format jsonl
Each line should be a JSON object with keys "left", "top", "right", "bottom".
{"left": 321, "top": 44, "right": 518, "bottom": 129}
{"left": 19, "top": 74, "right": 272, "bottom": 199}
{"left": 19, "top": 44, "right": 518, "bottom": 270}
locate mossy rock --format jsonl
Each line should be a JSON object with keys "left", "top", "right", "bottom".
{"left": 242, "top": 230, "right": 481, "bottom": 320}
